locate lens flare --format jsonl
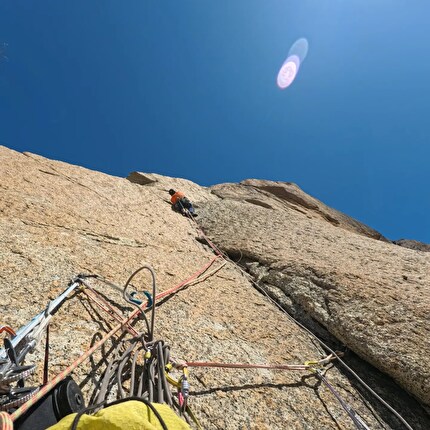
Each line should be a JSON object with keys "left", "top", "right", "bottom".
{"left": 288, "top": 38, "right": 309, "bottom": 62}
{"left": 277, "top": 57, "right": 299, "bottom": 89}
{"left": 276, "top": 38, "right": 309, "bottom": 89}
{"left": 286, "top": 54, "right": 300, "bottom": 71}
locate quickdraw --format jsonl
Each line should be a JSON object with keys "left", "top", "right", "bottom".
{"left": 0, "top": 262, "right": 382, "bottom": 430}
{"left": 0, "top": 278, "right": 82, "bottom": 411}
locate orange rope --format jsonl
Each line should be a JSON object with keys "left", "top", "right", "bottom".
{"left": 186, "top": 361, "right": 310, "bottom": 371}
{"left": 82, "top": 288, "right": 139, "bottom": 336}
{"left": 10, "top": 303, "right": 144, "bottom": 421}
{"left": 10, "top": 256, "right": 222, "bottom": 422}
{"left": 185, "top": 354, "right": 336, "bottom": 371}
{"left": 184, "top": 212, "right": 225, "bottom": 257}
{"left": 0, "top": 412, "right": 13, "bottom": 430}
{"left": 0, "top": 326, "right": 16, "bottom": 338}
{"left": 155, "top": 256, "right": 221, "bottom": 300}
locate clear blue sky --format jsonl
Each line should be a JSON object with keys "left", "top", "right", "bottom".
{"left": 1, "top": 1, "right": 429, "bottom": 243}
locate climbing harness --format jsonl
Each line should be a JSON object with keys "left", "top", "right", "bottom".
{"left": 178, "top": 198, "right": 196, "bottom": 217}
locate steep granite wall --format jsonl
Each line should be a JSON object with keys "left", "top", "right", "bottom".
{"left": 1, "top": 146, "right": 429, "bottom": 429}
{"left": 198, "top": 181, "right": 430, "bottom": 408}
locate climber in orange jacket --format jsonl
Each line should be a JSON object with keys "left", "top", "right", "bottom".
{"left": 169, "top": 189, "right": 196, "bottom": 216}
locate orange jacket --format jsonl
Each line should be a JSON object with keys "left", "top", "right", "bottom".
{"left": 171, "top": 191, "right": 185, "bottom": 205}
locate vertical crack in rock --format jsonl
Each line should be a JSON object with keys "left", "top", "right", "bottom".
{"left": 2, "top": 147, "right": 430, "bottom": 429}
{"left": 222, "top": 248, "right": 430, "bottom": 430}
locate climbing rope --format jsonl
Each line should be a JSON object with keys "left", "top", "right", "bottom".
{"left": 185, "top": 354, "right": 336, "bottom": 371}
{"left": 244, "top": 274, "right": 415, "bottom": 430}
{"left": 183, "top": 209, "right": 414, "bottom": 430}
{"left": 9, "top": 302, "right": 143, "bottom": 422}
{"left": 314, "top": 370, "right": 371, "bottom": 430}
{"left": 3, "top": 259, "right": 226, "bottom": 427}
{"left": 0, "top": 203, "right": 415, "bottom": 430}
{"left": 122, "top": 265, "right": 157, "bottom": 341}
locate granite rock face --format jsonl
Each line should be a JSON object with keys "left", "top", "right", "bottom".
{"left": 198, "top": 181, "right": 430, "bottom": 407}
{"left": 394, "top": 239, "right": 430, "bottom": 252}
{"left": 213, "top": 179, "right": 388, "bottom": 241}
{"left": 1, "top": 146, "right": 429, "bottom": 429}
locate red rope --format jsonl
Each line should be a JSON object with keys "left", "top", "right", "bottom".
{"left": 192, "top": 220, "right": 225, "bottom": 256}
{"left": 10, "top": 304, "right": 144, "bottom": 421}
{"left": 0, "top": 412, "right": 13, "bottom": 430}
{"left": 155, "top": 256, "right": 221, "bottom": 300}
{"left": 83, "top": 288, "right": 139, "bottom": 336}
{"left": 82, "top": 256, "right": 221, "bottom": 336}
{"left": 10, "top": 256, "right": 222, "bottom": 421}
{"left": 186, "top": 361, "right": 310, "bottom": 371}
{"left": 0, "top": 326, "right": 16, "bottom": 337}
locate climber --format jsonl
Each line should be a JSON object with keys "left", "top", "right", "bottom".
{"left": 168, "top": 189, "right": 196, "bottom": 216}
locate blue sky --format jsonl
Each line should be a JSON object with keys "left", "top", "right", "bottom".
{"left": 1, "top": 1, "right": 429, "bottom": 243}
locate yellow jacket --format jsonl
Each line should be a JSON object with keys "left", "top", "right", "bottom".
{"left": 47, "top": 400, "right": 191, "bottom": 430}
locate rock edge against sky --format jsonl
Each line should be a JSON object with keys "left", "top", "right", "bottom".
{"left": 1, "top": 145, "right": 429, "bottom": 429}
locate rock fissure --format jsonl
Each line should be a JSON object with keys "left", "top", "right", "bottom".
{"left": 226, "top": 250, "right": 430, "bottom": 430}
{"left": 17, "top": 219, "right": 154, "bottom": 248}
{"left": 2, "top": 147, "right": 430, "bottom": 429}
{"left": 198, "top": 180, "right": 430, "bottom": 408}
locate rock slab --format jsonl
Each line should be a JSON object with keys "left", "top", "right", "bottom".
{"left": 1, "top": 146, "right": 429, "bottom": 429}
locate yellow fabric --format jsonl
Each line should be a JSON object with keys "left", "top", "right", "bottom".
{"left": 47, "top": 401, "right": 191, "bottom": 430}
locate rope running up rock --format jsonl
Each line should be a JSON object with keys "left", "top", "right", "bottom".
{"left": 183, "top": 209, "right": 414, "bottom": 430}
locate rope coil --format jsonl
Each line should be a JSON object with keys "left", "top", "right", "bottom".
{"left": 3, "top": 204, "right": 415, "bottom": 430}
